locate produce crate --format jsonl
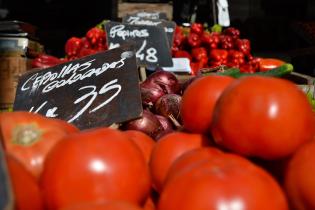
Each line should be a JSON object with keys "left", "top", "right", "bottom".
{"left": 0, "top": 56, "right": 32, "bottom": 111}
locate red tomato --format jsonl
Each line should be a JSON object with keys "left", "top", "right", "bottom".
{"left": 40, "top": 128, "right": 151, "bottom": 210}
{"left": 211, "top": 76, "right": 315, "bottom": 159}
{"left": 124, "top": 130, "right": 156, "bottom": 163}
{"left": 61, "top": 201, "right": 144, "bottom": 210}
{"left": 0, "top": 111, "right": 79, "bottom": 180}
{"left": 259, "top": 58, "right": 285, "bottom": 72}
{"left": 143, "top": 194, "right": 156, "bottom": 210}
{"left": 284, "top": 140, "right": 315, "bottom": 210}
{"left": 5, "top": 153, "right": 44, "bottom": 210}
{"left": 158, "top": 152, "right": 289, "bottom": 210}
{"left": 149, "top": 132, "right": 210, "bottom": 192}
{"left": 180, "top": 75, "right": 235, "bottom": 134}
{"left": 165, "top": 147, "right": 223, "bottom": 185}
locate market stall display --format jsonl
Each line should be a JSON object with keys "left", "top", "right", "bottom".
{"left": 0, "top": 9, "right": 315, "bottom": 210}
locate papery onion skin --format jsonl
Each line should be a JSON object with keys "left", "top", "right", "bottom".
{"left": 155, "top": 94, "right": 182, "bottom": 123}
{"left": 122, "top": 110, "right": 163, "bottom": 139}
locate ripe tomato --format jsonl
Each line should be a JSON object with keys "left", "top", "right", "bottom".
{"left": 180, "top": 75, "right": 235, "bottom": 134}
{"left": 124, "top": 130, "right": 156, "bottom": 163}
{"left": 61, "top": 201, "right": 144, "bottom": 210}
{"left": 0, "top": 111, "right": 79, "bottom": 180}
{"left": 259, "top": 58, "right": 285, "bottom": 72}
{"left": 211, "top": 76, "right": 315, "bottom": 159}
{"left": 149, "top": 132, "right": 210, "bottom": 192}
{"left": 40, "top": 128, "right": 151, "bottom": 210}
{"left": 165, "top": 147, "right": 223, "bottom": 185}
{"left": 284, "top": 140, "right": 315, "bottom": 210}
{"left": 5, "top": 153, "right": 44, "bottom": 210}
{"left": 158, "top": 152, "right": 289, "bottom": 210}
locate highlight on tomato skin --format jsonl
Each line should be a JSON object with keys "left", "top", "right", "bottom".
{"left": 40, "top": 127, "right": 151, "bottom": 210}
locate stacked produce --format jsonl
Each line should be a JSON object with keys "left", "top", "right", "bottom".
{"left": 172, "top": 23, "right": 286, "bottom": 75}
{"left": 2, "top": 63, "right": 315, "bottom": 209}
{"left": 31, "top": 26, "right": 108, "bottom": 69}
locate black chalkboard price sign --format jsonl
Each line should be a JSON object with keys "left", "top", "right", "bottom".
{"left": 122, "top": 11, "right": 168, "bottom": 21}
{"left": 0, "top": 144, "right": 13, "bottom": 210}
{"left": 13, "top": 45, "right": 143, "bottom": 130}
{"left": 122, "top": 17, "right": 176, "bottom": 47}
{"left": 104, "top": 21, "right": 173, "bottom": 68}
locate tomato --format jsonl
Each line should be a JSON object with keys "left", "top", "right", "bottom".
{"left": 259, "top": 58, "right": 285, "bottom": 72}
{"left": 5, "top": 153, "right": 44, "bottom": 210}
{"left": 0, "top": 111, "right": 79, "bottom": 180}
{"left": 124, "top": 130, "right": 156, "bottom": 163}
{"left": 164, "top": 147, "right": 223, "bottom": 185}
{"left": 61, "top": 201, "right": 144, "bottom": 210}
{"left": 284, "top": 140, "right": 315, "bottom": 210}
{"left": 40, "top": 128, "right": 151, "bottom": 210}
{"left": 143, "top": 194, "right": 156, "bottom": 210}
{"left": 158, "top": 151, "right": 289, "bottom": 210}
{"left": 180, "top": 75, "right": 235, "bottom": 134}
{"left": 149, "top": 132, "right": 210, "bottom": 192}
{"left": 211, "top": 76, "right": 315, "bottom": 159}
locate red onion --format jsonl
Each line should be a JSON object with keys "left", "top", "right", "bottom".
{"left": 146, "top": 70, "right": 180, "bottom": 94}
{"left": 155, "top": 114, "right": 174, "bottom": 133}
{"left": 121, "top": 110, "right": 163, "bottom": 139}
{"left": 140, "top": 80, "right": 165, "bottom": 106}
{"left": 155, "top": 94, "right": 182, "bottom": 123}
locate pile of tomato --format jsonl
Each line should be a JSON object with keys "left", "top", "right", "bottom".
{"left": 1, "top": 73, "right": 315, "bottom": 210}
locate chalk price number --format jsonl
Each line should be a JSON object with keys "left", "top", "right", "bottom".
{"left": 136, "top": 40, "right": 158, "bottom": 63}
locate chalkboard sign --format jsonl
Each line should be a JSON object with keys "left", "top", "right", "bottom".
{"left": 123, "top": 11, "right": 168, "bottom": 21}
{"left": 104, "top": 21, "right": 173, "bottom": 68}
{"left": 0, "top": 144, "right": 13, "bottom": 210}
{"left": 122, "top": 17, "right": 176, "bottom": 47}
{"left": 14, "top": 45, "right": 143, "bottom": 130}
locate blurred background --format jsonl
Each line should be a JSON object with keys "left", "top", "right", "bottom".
{"left": 1, "top": 0, "right": 315, "bottom": 75}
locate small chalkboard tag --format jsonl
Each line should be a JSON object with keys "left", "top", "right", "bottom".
{"left": 123, "top": 11, "right": 168, "bottom": 21}
{"left": 105, "top": 21, "right": 173, "bottom": 68}
{"left": 122, "top": 17, "right": 176, "bottom": 47}
{"left": 13, "top": 44, "right": 143, "bottom": 130}
{"left": 0, "top": 145, "right": 13, "bottom": 210}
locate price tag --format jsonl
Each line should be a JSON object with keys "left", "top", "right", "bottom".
{"left": 105, "top": 21, "right": 173, "bottom": 68}
{"left": 122, "top": 17, "right": 176, "bottom": 47}
{"left": 0, "top": 144, "right": 13, "bottom": 210}
{"left": 123, "top": 11, "right": 168, "bottom": 21}
{"left": 13, "top": 44, "right": 143, "bottom": 130}
{"left": 162, "top": 58, "right": 192, "bottom": 73}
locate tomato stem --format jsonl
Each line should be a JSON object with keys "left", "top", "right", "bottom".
{"left": 13, "top": 124, "right": 42, "bottom": 146}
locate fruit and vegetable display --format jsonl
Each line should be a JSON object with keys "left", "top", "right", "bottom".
{"left": 3, "top": 14, "right": 315, "bottom": 210}
{"left": 2, "top": 63, "right": 315, "bottom": 209}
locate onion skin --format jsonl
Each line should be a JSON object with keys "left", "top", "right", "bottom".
{"left": 155, "top": 94, "right": 182, "bottom": 123}
{"left": 140, "top": 81, "right": 165, "bottom": 106}
{"left": 155, "top": 115, "right": 174, "bottom": 133}
{"left": 122, "top": 110, "right": 163, "bottom": 139}
{"left": 146, "top": 70, "right": 181, "bottom": 94}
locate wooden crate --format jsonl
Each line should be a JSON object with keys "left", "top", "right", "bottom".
{"left": 0, "top": 57, "right": 32, "bottom": 111}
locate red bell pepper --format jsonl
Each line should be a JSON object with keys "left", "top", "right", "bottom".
{"left": 65, "top": 37, "right": 82, "bottom": 58}
{"left": 223, "top": 27, "right": 240, "bottom": 40}
{"left": 190, "top": 23, "right": 203, "bottom": 35}
{"left": 31, "top": 54, "right": 64, "bottom": 69}
{"left": 174, "top": 50, "right": 192, "bottom": 61}
{"left": 201, "top": 32, "right": 220, "bottom": 49}
{"left": 235, "top": 39, "right": 251, "bottom": 56}
{"left": 191, "top": 47, "right": 208, "bottom": 62}
{"left": 187, "top": 33, "right": 201, "bottom": 48}
{"left": 220, "top": 35, "right": 234, "bottom": 49}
